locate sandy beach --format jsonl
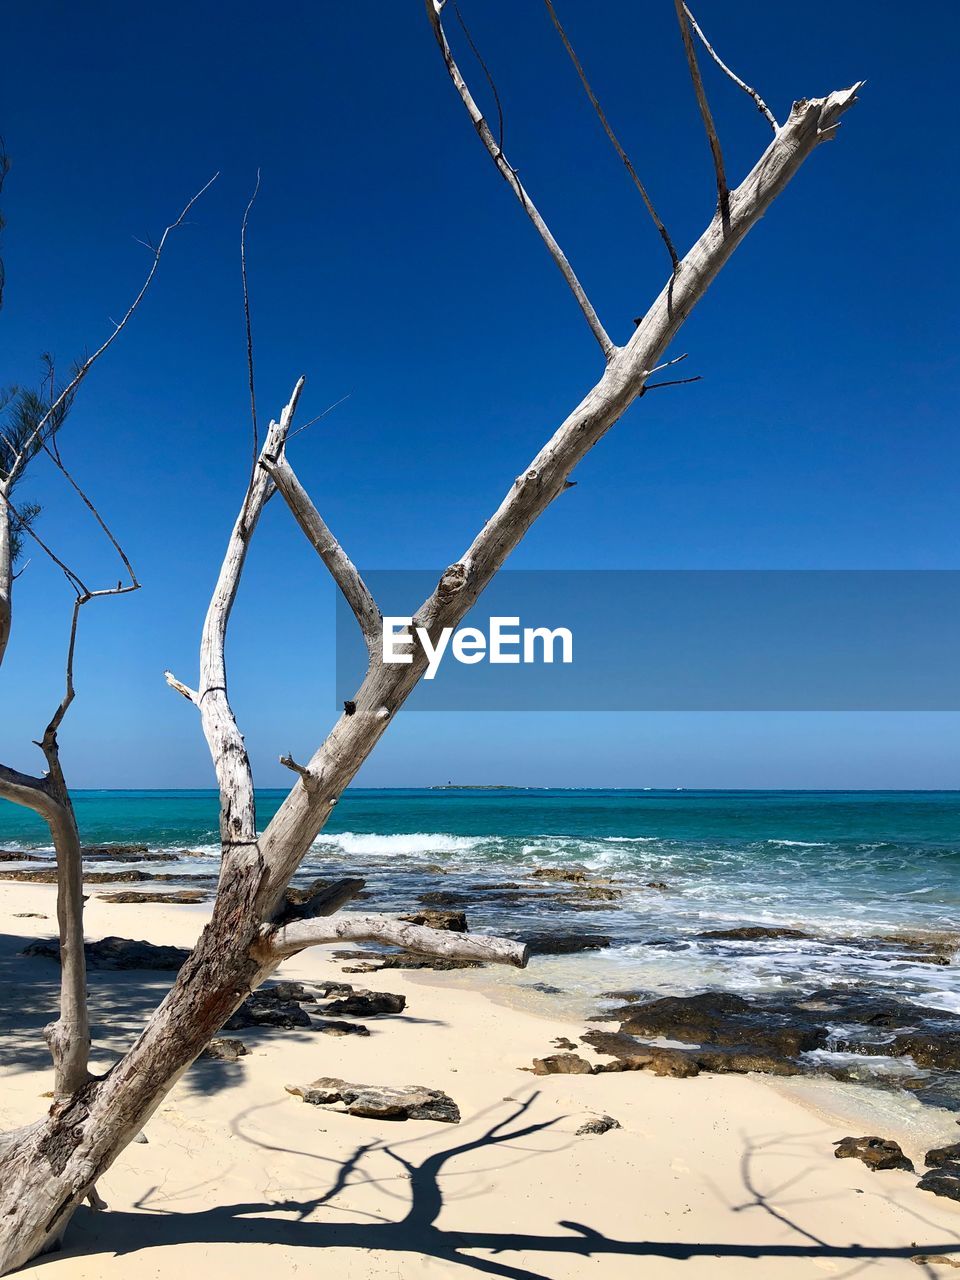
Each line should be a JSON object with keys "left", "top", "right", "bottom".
{"left": 1, "top": 880, "right": 958, "bottom": 1279}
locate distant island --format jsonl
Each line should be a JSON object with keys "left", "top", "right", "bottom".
{"left": 430, "top": 784, "right": 519, "bottom": 790}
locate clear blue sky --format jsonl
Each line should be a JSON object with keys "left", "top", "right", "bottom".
{"left": 1, "top": 1, "right": 957, "bottom": 789}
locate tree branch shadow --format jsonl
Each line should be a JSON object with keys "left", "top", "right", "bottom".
{"left": 31, "top": 1095, "right": 960, "bottom": 1280}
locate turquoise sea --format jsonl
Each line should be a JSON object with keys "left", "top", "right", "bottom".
{"left": 3, "top": 788, "right": 959, "bottom": 1104}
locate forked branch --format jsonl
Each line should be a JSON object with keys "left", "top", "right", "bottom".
{"left": 261, "top": 453, "right": 381, "bottom": 653}
{"left": 426, "top": 0, "right": 615, "bottom": 358}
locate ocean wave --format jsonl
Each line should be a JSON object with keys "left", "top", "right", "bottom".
{"left": 313, "top": 831, "right": 486, "bottom": 857}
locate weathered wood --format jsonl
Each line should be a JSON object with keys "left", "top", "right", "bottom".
{"left": 261, "top": 454, "right": 381, "bottom": 651}
{"left": 262, "top": 913, "right": 529, "bottom": 967}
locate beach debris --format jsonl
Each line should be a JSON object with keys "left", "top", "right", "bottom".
{"left": 910, "top": 1256, "right": 960, "bottom": 1269}
{"left": 23, "top": 936, "right": 189, "bottom": 971}
{"left": 576, "top": 1114, "right": 621, "bottom": 1136}
{"left": 834, "top": 1136, "right": 914, "bottom": 1173}
{"left": 918, "top": 1164, "right": 960, "bottom": 1201}
{"left": 530, "top": 1052, "right": 595, "bottom": 1075}
{"left": 13, "top": 911, "right": 47, "bottom": 918}
{"left": 399, "top": 908, "right": 468, "bottom": 932}
{"left": 201, "top": 1037, "right": 248, "bottom": 1062}
{"left": 524, "top": 933, "right": 612, "bottom": 956}
{"left": 286, "top": 1077, "right": 460, "bottom": 1122}
{"left": 925, "top": 1142, "right": 960, "bottom": 1168}
{"left": 98, "top": 889, "right": 207, "bottom": 904}
{"left": 315, "top": 1020, "right": 370, "bottom": 1036}
{"left": 323, "top": 989, "right": 406, "bottom": 1018}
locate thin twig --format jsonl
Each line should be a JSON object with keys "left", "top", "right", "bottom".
{"left": 5, "top": 495, "right": 88, "bottom": 595}
{"left": 641, "top": 374, "right": 702, "bottom": 392}
{"left": 648, "top": 353, "right": 689, "bottom": 374}
{"left": 452, "top": 0, "right": 504, "bottom": 151}
{"left": 426, "top": 0, "right": 615, "bottom": 359}
{"left": 4, "top": 173, "right": 219, "bottom": 488}
{"left": 241, "top": 169, "right": 261, "bottom": 476}
{"left": 542, "top": 0, "right": 678, "bottom": 271}
{"left": 38, "top": 440, "right": 139, "bottom": 588}
{"left": 683, "top": 3, "right": 779, "bottom": 133}
{"left": 674, "top": 0, "right": 728, "bottom": 216}
{"left": 285, "top": 392, "right": 352, "bottom": 442}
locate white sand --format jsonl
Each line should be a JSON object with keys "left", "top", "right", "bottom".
{"left": 2, "top": 880, "right": 959, "bottom": 1278}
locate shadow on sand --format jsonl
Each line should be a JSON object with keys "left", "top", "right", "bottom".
{"left": 29, "top": 1096, "right": 960, "bottom": 1280}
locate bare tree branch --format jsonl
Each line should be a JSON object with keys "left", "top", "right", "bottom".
{"left": 2, "top": 174, "right": 219, "bottom": 490}
{"left": 261, "top": 912, "right": 529, "bottom": 967}
{"left": 176, "top": 378, "right": 304, "bottom": 853}
{"left": 426, "top": 0, "right": 615, "bottom": 359}
{"left": 241, "top": 169, "right": 261, "bottom": 474}
{"left": 674, "top": 0, "right": 728, "bottom": 215}
{"left": 542, "top": 0, "right": 678, "bottom": 270}
{"left": 683, "top": 3, "right": 779, "bottom": 133}
{"left": 260, "top": 453, "right": 381, "bottom": 653}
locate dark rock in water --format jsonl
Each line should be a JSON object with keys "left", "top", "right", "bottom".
{"left": 6, "top": 868, "right": 156, "bottom": 884}
{"left": 399, "top": 909, "right": 468, "bottom": 933}
{"left": 524, "top": 982, "right": 564, "bottom": 995}
{"left": 315, "top": 1020, "right": 370, "bottom": 1037}
{"left": 323, "top": 990, "right": 406, "bottom": 1018}
{"left": 891, "top": 1033, "right": 960, "bottom": 1071}
{"left": 926, "top": 1142, "right": 960, "bottom": 1168}
{"left": 918, "top": 1163, "right": 960, "bottom": 1201}
{"left": 600, "top": 990, "right": 646, "bottom": 1003}
{"left": 418, "top": 891, "right": 473, "bottom": 907}
{"left": 98, "top": 889, "right": 207, "bottom": 904}
{"left": 699, "top": 926, "right": 810, "bottom": 942}
{"left": 202, "top": 1037, "right": 248, "bottom": 1062}
{"left": 834, "top": 1136, "right": 914, "bottom": 1172}
{"left": 576, "top": 1115, "right": 621, "bottom": 1136}
{"left": 645, "top": 881, "right": 669, "bottom": 891}
{"left": 565, "top": 886, "right": 622, "bottom": 902}
{"left": 81, "top": 843, "right": 149, "bottom": 858}
{"left": 524, "top": 933, "right": 612, "bottom": 956}
{"left": 530, "top": 867, "right": 594, "bottom": 884}
{"left": 0, "top": 851, "right": 50, "bottom": 863}
{"left": 530, "top": 1053, "right": 594, "bottom": 1075}
{"left": 82, "top": 848, "right": 176, "bottom": 863}
{"left": 581, "top": 1029, "right": 801, "bottom": 1079}
{"left": 471, "top": 882, "right": 522, "bottom": 892}
{"left": 614, "top": 992, "right": 826, "bottom": 1059}
{"left": 286, "top": 1078, "right": 460, "bottom": 1122}
{"left": 24, "top": 936, "right": 189, "bottom": 971}
{"left": 226, "top": 991, "right": 312, "bottom": 1030}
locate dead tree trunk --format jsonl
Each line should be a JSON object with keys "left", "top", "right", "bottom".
{"left": 0, "top": 4, "right": 861, "bottom": 1270}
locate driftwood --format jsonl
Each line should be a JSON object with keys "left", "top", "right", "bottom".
{"left": 0, "top": 5, "right": 861, "bottom": 1272}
